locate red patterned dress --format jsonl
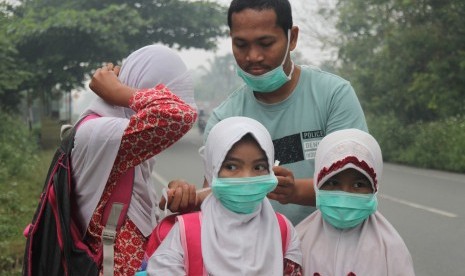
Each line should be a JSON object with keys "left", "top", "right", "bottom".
{"left": 84, "top": 84, "right": 197, "bottom": 275}
{"left": 284, "top": 259, "right": 303, "bottom": 275}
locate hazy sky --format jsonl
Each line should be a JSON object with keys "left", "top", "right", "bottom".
{"left": 72, "top": 0, "right": 337, "bottom": 118}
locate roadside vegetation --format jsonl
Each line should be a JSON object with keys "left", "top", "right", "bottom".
{"left": 0, "top": 113, "right": 53, "bottom": 275}
{"left": 319, "top": 0, "right": 465, "bottom": 173}
{"left": 368, "top": 114, "right": 465, "bottom": 172}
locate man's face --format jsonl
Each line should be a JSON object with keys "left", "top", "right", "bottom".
{"left": 230, "top": 8, "right": 291, "bottom": 76}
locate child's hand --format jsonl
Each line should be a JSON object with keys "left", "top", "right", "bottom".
{"left": 89, "top": 63, "right": 134, "bottom": 107}
{"left": 159, "top": 179, "right": 197, "bottom": 213}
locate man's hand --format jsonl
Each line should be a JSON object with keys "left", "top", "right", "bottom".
{"left": 268, "top": 165, "right": 315, "bottom": 206}
{"left": 267, "top": 165, "right": 297, "bottom": 204}
{"left": 159, "top": 179, "right": 197, "bottom": 213}
{"left": 89, "top": 63, "right": 134, "bottom": 107}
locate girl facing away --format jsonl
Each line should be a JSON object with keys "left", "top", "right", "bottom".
{"left": 146, "top": 116, "right": 303, "bottom": 275}
{"left": 296, "top": 128, "right": 415, "bottom": 276}
{"left": 71, "top": 44, "right": 197, "bottom": 275}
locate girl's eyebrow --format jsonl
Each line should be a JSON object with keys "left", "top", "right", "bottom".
{"left": 223, "top": 156, "right": 268, "bottom": 163}
{"left": 355, "top": 175, "right": 371, "bottom": 182}
{"left": 222, "top": 156, "right": 243, "bottom": 163}
{"left": 255, "top": 157, "right": 268, "bottom": 163}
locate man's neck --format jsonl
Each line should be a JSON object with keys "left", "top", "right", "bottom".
{"left": 253, "top": 65, "right": 301, "bottom": 104}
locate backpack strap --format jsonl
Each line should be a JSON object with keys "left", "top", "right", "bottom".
{"left": 75, "top": 113, "right": 135, "bottom": 276}
{"left": 101, "top": 168, "right": 135, "bottom": 276}
{"left": 78, "top": 113, "right": 134, "bottom": 230}
{"left": 102, "top": 203, "right": 123, "bottom": 276}
{"left": 275, "top": 212, "right": 290, "bottom": 255}
{"left": 176, "top": 212, "right": 290, "bottom": 275}
{"left": 177, "top": 212, "right": 205, "bottom": 276}
{"left": 77, "top": 113, "right": 101, "bottom": 125}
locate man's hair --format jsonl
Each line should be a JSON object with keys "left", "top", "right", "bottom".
{"left": 227, "top": 0, "right": 293, "bottom": 35}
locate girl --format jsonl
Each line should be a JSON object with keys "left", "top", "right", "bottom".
{"left": 147, "top": 116, "right": 302, "bottom": 275}
{"left": 296, "top": 129, "right": 415, "bottom": 275}
{"left": 71, "top": 44, "right": 197, "bottom": 275}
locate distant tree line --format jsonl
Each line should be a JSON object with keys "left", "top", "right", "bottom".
{"left": 329, "top": 0, "right": 464, "bottom": 123}
{"left": 0, "top": 0, "right": 227, "bottom": 113}
{"left": 0, "top": 1, "right": 226, "bottom": 271}
{"left": 1, "top": 0, "right": 464, "bottom": 173}
{"left": 319, "top": 0, "right": 465, "bottom": 172}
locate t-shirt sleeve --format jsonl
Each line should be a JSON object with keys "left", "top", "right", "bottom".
{"left": 202, "top": 85, "right": 247, "bottom": 143}
{"left": 203, "top": 107, "right": 222, "bottom": 143}
{"left": 326, "top": 82, "right": 368, "bottom": 134}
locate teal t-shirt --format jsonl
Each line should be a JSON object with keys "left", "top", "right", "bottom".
{"left": 204, "top": 65, "right": 368, "bottom": 225}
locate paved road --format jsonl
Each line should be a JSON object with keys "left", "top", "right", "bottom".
{"left": 152, "top": 127, "right": 205, "bottom": 191}
{"left": 378, "top": 163, "right": 465, "bottom": 275}
{"left": 153, "top": 126, "right": 465, "bottom": 275}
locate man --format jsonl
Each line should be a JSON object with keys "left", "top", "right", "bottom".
{"left": 91, "top": 0, "right": 368, "bottom": 225}
{"left": 200, "top": 0, "right": 368, "bottom": 225}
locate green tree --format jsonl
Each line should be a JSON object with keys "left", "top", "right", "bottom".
{"left": 195, "top": 53, "right": 242, "bottom": 109}
{"left": 0, "top": 4, "right": 32, "bottom": 112}
{"left": 5, "top": 0, "right": 227, "bottom": 112}
{"left": 328, "top": 0, "right": 465, "bottom": 123}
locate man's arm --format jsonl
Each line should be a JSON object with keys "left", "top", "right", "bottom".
{"left": 292, "top": 178, "right": 316, "bottom": 206}
{"left": 326, "top": 82, "right": 368, "bottom": 133}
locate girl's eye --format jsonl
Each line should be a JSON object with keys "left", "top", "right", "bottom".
{"left": 326, "top": 179, "right": 339, "bottom": 186}
{"left": 322, "top": 179, "right": 339, "bottom": 190}
{"left": 353, "top": 180, "right": 371, "bottom": 189}
{"left": 255, "top": 164, "right": 269, "bottom": 172}
{"left": 223, "top": 163, "right": 237, "bottom": 171}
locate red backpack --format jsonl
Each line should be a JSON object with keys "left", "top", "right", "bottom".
{"left": 23, "top": 114, "right": 135, "bottom": 276}
{"left": 137, "top": 211, "right": 291, "bottom": 275}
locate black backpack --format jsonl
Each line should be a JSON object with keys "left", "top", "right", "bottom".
{"left": 23, "top": 115, "right": 133, "bottom": 276}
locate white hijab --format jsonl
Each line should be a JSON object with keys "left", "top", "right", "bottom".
{"left": 296, "top": 129, "right": 415, "bottom": 275}
{"left": 200, "top": 116, "right": 289, "bottom": 275}
{"left": 71, "top": 44, "right": 195, "bottom": 237}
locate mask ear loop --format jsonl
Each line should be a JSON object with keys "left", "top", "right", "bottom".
{"left": 282, "top": 29, "right": 294, "bottom": 80}
{"left": 161, "top": 187, "right": 169, "bottom": 218}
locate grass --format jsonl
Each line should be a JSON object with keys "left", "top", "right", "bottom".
{"left": 0, "top": 149, "right": 55, "bottom": 275}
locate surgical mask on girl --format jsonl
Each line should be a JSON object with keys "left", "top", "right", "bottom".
{"left": 317, "top": 190, "right": 378, "bottom": 229}
{"left": 211, "top": 174, "right": 278, "bottom": 214}
{"left": 236, "top": 30, "right": 295, "bottom": 93}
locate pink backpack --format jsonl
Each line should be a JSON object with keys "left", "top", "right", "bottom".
{"left": 138, "top": 211, "right": 291, "bottom": 275}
